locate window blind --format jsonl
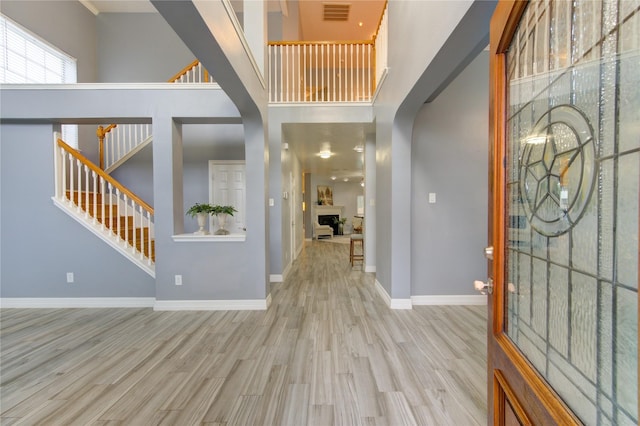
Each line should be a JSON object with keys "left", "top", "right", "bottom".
{"left": 0, "top": 14, "right": 78, "bottom": 146}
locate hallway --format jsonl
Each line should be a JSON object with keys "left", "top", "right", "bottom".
{"left": 1, "top": 241, "right": 487, "bottom": 425}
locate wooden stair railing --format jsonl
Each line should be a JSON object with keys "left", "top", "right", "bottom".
{"left": 55, "top": 139, "right": 155, "bottom": 267}
{"left": 98, "top": 59, "right": 214, "bottom": 172}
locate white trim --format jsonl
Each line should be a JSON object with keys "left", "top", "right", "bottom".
{"left": 172, "top": 234, "right": 246, "bottom": 242}
{"left": 79, "top": 0, "right": 100, "bottom": 15}
{"left": 266, "top": 293, "right": 272, "bottom": 308}
{"left": 0, "top": 298, "right": 155, "bottom": 309}
{"left": 270, "top": 274, "right": 283, "bottom": 283}
{"left": 374, "top": 279, "right": 412, "bottom": 310}
{"left": 154, "top": 299, "right": 268, "bottom": 311}
{"left": 371, "top": 68, "right": 388, "bottom": 103}
{"left": 0, "top": 83, "right": 222, "bottom": 90}
{"left": 220, "top": 0, "right": 266, "bottom": 89}
{"left": 411, "top": 295, "right": 487, "bottom": 306}
{"left": 269, "top": 102, "right": 372, "bottom": 107}
{"left": 389, "top": 298, "right": 413, "bottom": 310}
{"left": 374, "top": 279, "right": 392, "bottom": 307}
{"left": 364, "top": 265, "right": 376, "bottom": 273}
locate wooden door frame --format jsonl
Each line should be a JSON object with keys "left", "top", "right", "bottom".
{"left": 488, "top": 1, "right": 582, "bottom": 424}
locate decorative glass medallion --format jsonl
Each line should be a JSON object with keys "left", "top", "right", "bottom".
{"left": 519, "top": 105, "right": 596, "bottom": 236}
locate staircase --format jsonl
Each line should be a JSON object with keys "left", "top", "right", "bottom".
{"left": 66, "top": 190, "right": 155, "bottom": 261}
{"left": 53, "top": 139, "right": 155, "bottom": 276}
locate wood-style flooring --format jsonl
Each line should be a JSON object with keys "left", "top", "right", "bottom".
{"left": 1, "top": 240, "right": 487, "bottom": 425}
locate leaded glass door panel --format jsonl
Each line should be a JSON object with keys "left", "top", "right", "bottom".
{"left": 488, "top": 1, "right": 638, "bottom": 424}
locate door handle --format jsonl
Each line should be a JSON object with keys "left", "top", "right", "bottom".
{"left": 474, "top": 278, "right": 493, "bottom": 295}
{"left": 484, "top": 246, "right": 494, "bottom": 260}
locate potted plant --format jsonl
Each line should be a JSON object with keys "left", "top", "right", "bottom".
{"left": 333, "top": 217, "right": 347, "bottom": 235}
{"left": 187, "top": 203, "right": 214, "bottom": 235}
{"left": 211, "top": 205, "right": 237, "bottom": 235}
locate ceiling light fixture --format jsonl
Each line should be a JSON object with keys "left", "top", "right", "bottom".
{"left": 319, "top": 150, "right": 332, "bottom": 159}
{"left": 353, "top": 145, "right": 364, "bottom": 153}
{"left": 331, "top": 176, "right": 337, "bottom": 180}
{"left": 343, "top": 178, "right": 349, "bottom": 182}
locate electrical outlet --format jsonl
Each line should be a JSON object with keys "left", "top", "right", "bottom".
{"left": 66, "top": 272, "right": 74, "bottom": 283}
{"left": 175, "top": 275, "right": 182, "bottom": 286}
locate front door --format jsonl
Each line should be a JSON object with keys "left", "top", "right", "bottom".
{"left": 487, "top": 1, "right": 638, "bottom": 424}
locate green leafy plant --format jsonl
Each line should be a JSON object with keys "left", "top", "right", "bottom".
{"left": 333, "top": 217, "right": 347, "bottom": 225}
{"left": 211, "top": 205, "right": 237, "bottom": 216}
{"left": 186, "top": 203, "right": 214, "bottom": 217}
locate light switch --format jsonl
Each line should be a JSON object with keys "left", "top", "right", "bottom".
{"left": 269, "top": 198, "right": 275, "bottom": 206}
{"left": 428, "top": 193, "right": 436, "bottom": 203}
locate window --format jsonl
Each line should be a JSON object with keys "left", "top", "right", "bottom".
{"left": 0, "top": 14, "right": 78, "bottom": 146}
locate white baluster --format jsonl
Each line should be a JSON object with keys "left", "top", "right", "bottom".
{"left": 115, "top": 188, "right": 121, "bottom": 238}
{"left": 107, "top": 183, "right": 114, "bottom": 235}
{"left": 127, "top": 125, "right": 132, "bottom": 157}
{"left": 123, "top": 194, "right": 128, "bottom": 248}
{"left": 339, "top": 44, "right": 343, "bottom": 102}
{"left": 278, "top": 45, "right": 282, "bottom": 102}
{"left": 303, "top": 45, "right": 307, "bottom": 102}
{"left": 84, "top": 165, "right": 90, "bottom": 218}
{"left": 314, "top": 43, "right": 318, "bottom": 102}
{"left": 100, "top": 178, "right": 106, "bottom": 231}
{"left": 61, "top": 148, "right": 67, "bottom": 203}
{"left": 76, "top": 159, "right": 82, "bottom": 212}
{"left": 92, "top": 171, "right": 97, "bottom": 224}
{"left": 145, "top": 209, "right": 151, "bottom": 263}
{"left": 131, "top": 200, "right": 137, "bottom": 255}
{"left": 350, "top": 44, "right": 354, "bottom": 102}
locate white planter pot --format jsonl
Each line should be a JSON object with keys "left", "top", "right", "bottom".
{"left": 215, "top": 213, "right": 230, "bottom": 235}
{"left": 193, "top": 212, "right": 209, "bottom": 235}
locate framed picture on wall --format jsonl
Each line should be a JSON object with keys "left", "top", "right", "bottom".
{"left": 317, "top": 186, "right": 333, "bottom": 205}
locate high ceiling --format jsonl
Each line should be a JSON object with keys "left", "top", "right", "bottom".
{"left": 80, "top": 0, "right": 383, "bottom": 179}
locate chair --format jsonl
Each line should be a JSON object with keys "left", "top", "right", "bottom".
{"left": 352, "top": 216, "right": 363, "bottom": 234}
{"left": 314, "top": 221, "right": 333, "bottom": 239}
{"left": 350, "top": 234, "right": 364, "bottom": 265}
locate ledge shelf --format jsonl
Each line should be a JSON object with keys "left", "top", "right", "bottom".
{"left": 172, "top": 234, "right": 246, "bottom": 242}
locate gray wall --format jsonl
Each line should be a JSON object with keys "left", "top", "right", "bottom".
{"left": 373, "top": 0, "right": 495, "bottom": 300}
{"left": 411, "top": 51, "right": 489, "bottom": 296}
{"left": 1, "top": 0, "right": 97, "bottom": 82}
{"left": 0, "top": 124, "right": 155, "bottom": 297}
{"left": 96, "top": 13, "right": 195, "bottom": 83}
{"left": 1, "top": 1, "right": 100, "bottom": 169}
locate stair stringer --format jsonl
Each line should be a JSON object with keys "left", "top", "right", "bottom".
{"left": 52, "top": 196, "right": 155, "bottom": 277}
{"left": 104, "top": 134, "right": 153, "bottom": 174}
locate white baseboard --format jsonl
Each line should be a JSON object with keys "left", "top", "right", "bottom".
{"left": 0, "top": 297, "right": 155, "bottom": 309}
{"left": 411, "top": 295, "right": 487, "bottom": 305}
{"left": 364, "top": 265, "right": 376, "bottom": 273}
{"left": 282, "top": 262, "right": 292, "bottom": 281}
{"left": 154, "top": 298, "right": 269, "bottom": 311}
{"left": 270, "top": 274, "right": 283, "bottom": 283}
{"left": 374, "top": 279, "right": 391, "bottom": 306}
{"left": 374, "top": 280, "right": 412, "bottom": 310}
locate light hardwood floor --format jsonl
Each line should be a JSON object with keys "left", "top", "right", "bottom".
{"left": 1, "top": 240, "right": 487, "bottom": 425}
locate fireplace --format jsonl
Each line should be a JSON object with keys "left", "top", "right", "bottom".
{"left": 318, "top": 214, "right": 339, "bottom": 235}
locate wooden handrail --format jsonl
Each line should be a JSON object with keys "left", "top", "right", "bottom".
{"left": 169, "top": 59, "right": 200, "bottom": 82}
{"left": 98, "top": 60, "right": 211, "bottom": 170}
{"left": 372, "top": 0, "right": 389, "bottom": 41}
{"left": 58, "top": 139, "right": 154, "bottom": 215}
{"left": 268, "top": 40, "right": 374, "bottom": 46}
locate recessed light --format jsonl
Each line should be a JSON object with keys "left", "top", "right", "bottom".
{"left": 358, "top": 22, "right": 363, "bottom": 27}
{"left": 343, "top": 178, "right": 349, "bottom": 182}
{"left": 353, "top": 145, "right": 364, "bottom": 153}
{"left": 331, "top": 176, "right": 337, "bottom": 180}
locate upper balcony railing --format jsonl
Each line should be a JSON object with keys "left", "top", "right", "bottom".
{"left": 268, "top": 3, "right": 388, "bottom": 104}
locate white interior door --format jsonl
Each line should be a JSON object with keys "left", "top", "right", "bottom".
{"left": 209, "top": 161, "right": 246, "bottom": 233}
